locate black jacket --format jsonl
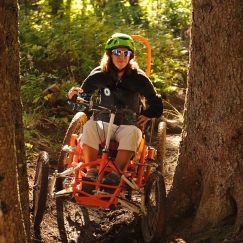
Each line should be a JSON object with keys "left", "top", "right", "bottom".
{"left": 81, "top": 66, "right": 163, "bottom": 125}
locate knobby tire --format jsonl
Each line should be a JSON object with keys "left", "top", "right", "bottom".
{"left": 141, "top": 171, "right": 166, "bottom": 243}
{"left": 33, "top": 151, "right": 49, "bottom": 230}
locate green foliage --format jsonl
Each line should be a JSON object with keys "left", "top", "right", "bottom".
{"left": 161, "top": 0, "right": 191, "bottom": 36}
{"left": 19, "top": 0, "right": 191, "bottom": 132}
{"left": 25, "top": 143, "right": 33, "bottom": 150}
{"left": 23, "top": 111, "right": 41, "bottom": 143}
{"left": 163, "top": 100, "right": 183, "bottom": 119}
{"left": 142, "top": 0, "right": 191, "bottom": 37}
{"left": 149, "top": 34, "right": 189, "bottom": 95}
{"left": 23, "top": 111, "right": 39, "bottom": 128}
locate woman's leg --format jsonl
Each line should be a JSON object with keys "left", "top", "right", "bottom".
{"left": 81, "top": 120, "right": 104, "bottom": 168}
{"left": 82, "top": 144, "right": 98, "bottom": 170}
{"left": 81, "top": 122, "right": 142, "bottom": 173}
{"left": 114, "top": 150, "right": 134, "bottom": 171}
{"left": 114, "top": 125, "right": 142, "bottom": 170}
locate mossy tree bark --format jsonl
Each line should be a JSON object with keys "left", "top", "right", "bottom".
{"left": 167, "top": 0, "right": 243, "bottom": 235}
{"left": 0, "top": 0, "right": 29, "bottom": 242}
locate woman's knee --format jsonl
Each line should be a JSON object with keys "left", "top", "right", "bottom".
{"left": 117, "top": 126, "right": 142, "bottom": 150}
{"left": 125, "top": 126, "right": 142, "bottom": 140}
{"left": 82, "top": 120, "right": 106, "bottom": 146}
{"left": 83, "top": 120, "right": 96, "bottom": 131}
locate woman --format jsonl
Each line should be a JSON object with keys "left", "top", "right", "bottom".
{"left": 68, "top": 33, "right": 163, "bottom": 186}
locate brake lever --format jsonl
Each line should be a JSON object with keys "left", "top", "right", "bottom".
{"left": 75, "top": 97, "right": 92, "bottom": 111}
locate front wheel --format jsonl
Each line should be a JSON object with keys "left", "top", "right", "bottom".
{"left": 33, "top": 151, "right": 49, "bottom": 230}
{"left": 57, "top": 112, "right": 87, "bottom": 172}
{"left": 141, "top": 171, "right": 166, "bottom": 243}
{"left": 56, "top": 112, "right": 87, "bottom": 190}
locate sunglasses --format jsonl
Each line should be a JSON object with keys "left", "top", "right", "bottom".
{"left": 112, "top": 49, "right": 132, "bottom": 57}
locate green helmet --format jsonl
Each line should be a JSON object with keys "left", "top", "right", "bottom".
{"left": 105, "top": 33, "right": 135, "bottom": 51}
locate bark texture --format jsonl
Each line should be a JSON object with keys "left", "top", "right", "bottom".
{"left": 0, "top": 0, "right": 29, "bottom": 242}
{"left": 167, "top": 0, "right": 243, "bottom": 235}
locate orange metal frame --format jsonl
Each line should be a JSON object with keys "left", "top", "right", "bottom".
{"left": 65, "top": 136, "right": 152, "bottom": 208}
{"left": 131, "top": 35, "right": 151, "bottom": 77}
{"left": 62, "top": 35, "right": 153, "bottom": 209}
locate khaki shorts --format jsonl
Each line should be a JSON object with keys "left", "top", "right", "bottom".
{"left": 81, "top": 120, "right": 142, "bottom": 152}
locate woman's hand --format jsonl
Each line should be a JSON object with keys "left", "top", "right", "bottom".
{"left": 68, "top": 87, "right": 83, "bottom": 99}
{"left": 137, "top": 115, "right": 151, "bottom": 127}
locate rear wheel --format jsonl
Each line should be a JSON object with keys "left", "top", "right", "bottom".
{"left": 156, "top": 121, "right": 166, "bottom": 175}
{"left": 56, "top": 112, "right": 87, "bottom": 189}
{"left": 141, "top": 171, "right": 166, "bottom": 243}
{"left": 33, "top": 151, "right": 49, "bottom": 230}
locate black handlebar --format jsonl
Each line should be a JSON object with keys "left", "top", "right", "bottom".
{"left": 67, "top": 93, "right": 137, "bottom": 118}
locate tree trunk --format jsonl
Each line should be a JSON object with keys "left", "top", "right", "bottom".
{"left": 0, "top": 0, "right": 29, "bottom": 242}
{"left": 129, "top": 0, "right": 139, "bottom": 6}
{"left": 167, "top": 0, "right": 243, "bottom": 235}
{"left": 49, "top": 0, "right": 63, "bottom": 15}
